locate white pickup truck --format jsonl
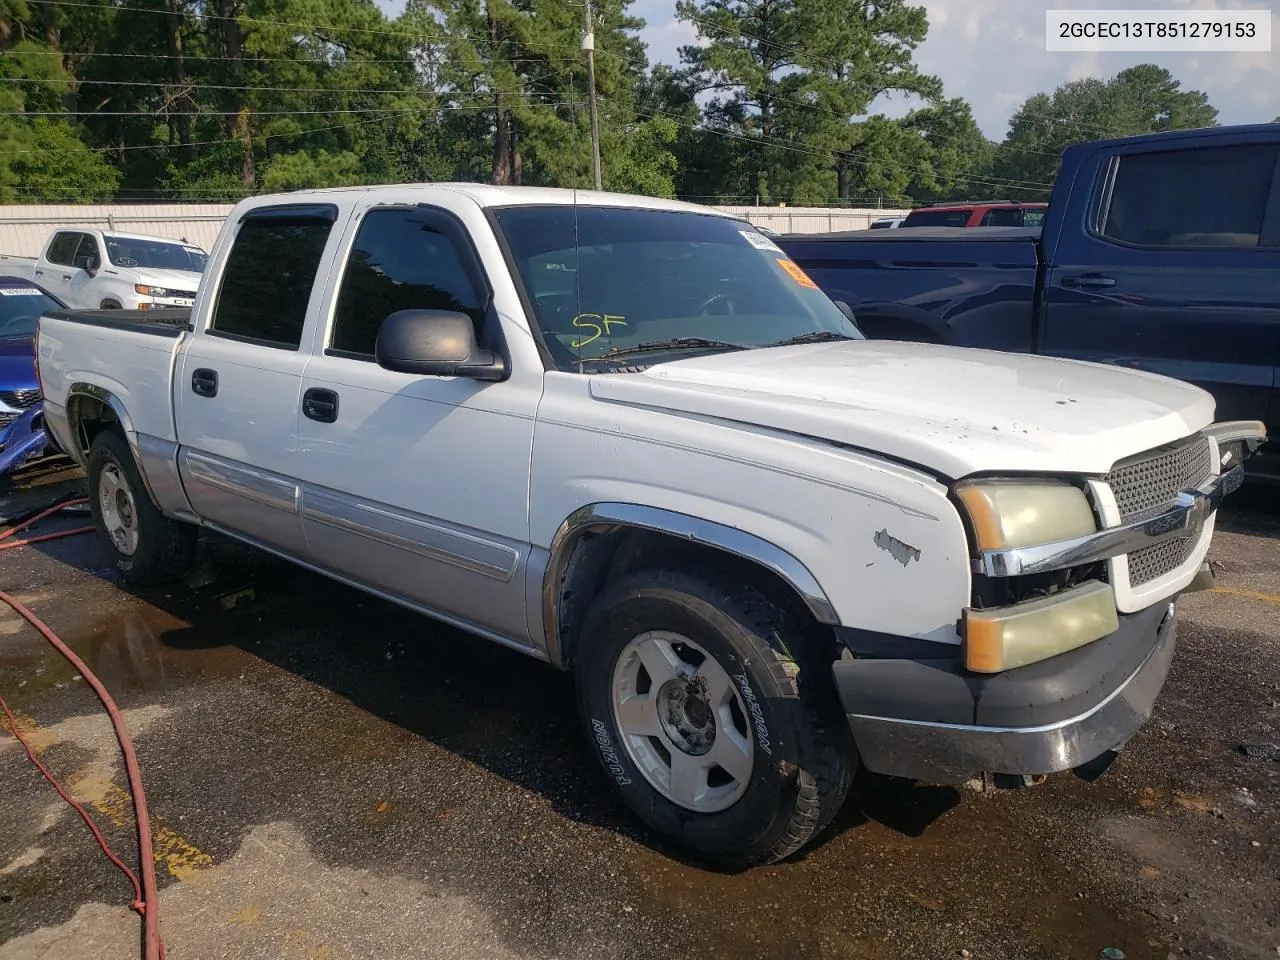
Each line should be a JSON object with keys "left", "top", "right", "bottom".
{"left": 35, "top": 185, "right": 1264, "bottom": 866}
{"left": 1, "top": 227, "right": 206, "bottom": 311}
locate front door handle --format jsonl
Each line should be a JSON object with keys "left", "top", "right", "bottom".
{"left": 302, "top": 387, "right": 339, "bottom": 423}
{"left": 1061, "top": 274, "right": 1117, "bottom": 290}
{"left": 34, "top": 269, "right": 43, "bottom": 277}
{"left": 191, "top": 368, "right": 218, "bottom": 398}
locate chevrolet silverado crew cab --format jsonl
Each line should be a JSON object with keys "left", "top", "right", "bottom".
{"left": 36, "top": 185, "right": 1263, "bottom": 866}
{"left": 1, "top": 227, "right": 206, "bottom": 311}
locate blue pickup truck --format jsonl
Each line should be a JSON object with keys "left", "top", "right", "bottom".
{"left": 777, "top": 124, "right": 1280, "bottom": 477}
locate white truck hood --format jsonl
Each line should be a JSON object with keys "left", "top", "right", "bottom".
{"left": 121, "top": 267, "right": 201, "bottom": 290}
{"left": 587, "top": 340, "right": 1216, "bottom": 478}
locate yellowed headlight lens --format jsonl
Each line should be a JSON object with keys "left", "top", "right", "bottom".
{"left": 955, "top": 479, "right": 1096, "bottom": 551}
{"left": 964, "top": 581, "right": 1119, "bottom": 673}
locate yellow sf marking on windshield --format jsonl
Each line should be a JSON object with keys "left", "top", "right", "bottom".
{"left": 571, "top": 313, "right": 627, "bottom": 349}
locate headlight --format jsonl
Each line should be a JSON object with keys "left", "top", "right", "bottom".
{"left": 954, "top": 479, "right": 1096, "bottom": 551}
{"left": 134, "top": 284, "right": 170, "bottom": 298}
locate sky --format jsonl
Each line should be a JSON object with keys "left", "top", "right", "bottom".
{"left": 376, "top": 0, "right": 1280, "bottom": 140}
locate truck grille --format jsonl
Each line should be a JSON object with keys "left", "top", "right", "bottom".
{"left": 0, "top": 389, "right": 40, "bottom": 410}
{"left": 1106, "top": 435, "right": 1213, "bottom": 587}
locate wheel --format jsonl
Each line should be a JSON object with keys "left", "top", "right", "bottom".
{"left": 87, "top": 430, "right": 196, "bottom": 585}
{"left": 574, "top": 567, "right": 856, "bottom": 867}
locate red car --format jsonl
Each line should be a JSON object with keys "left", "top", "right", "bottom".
{"left": 901, "top": 201, "right": 1049, "bottom": 228}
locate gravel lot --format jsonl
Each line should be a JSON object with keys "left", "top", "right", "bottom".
{"left": 1, "top": 461, "right": 1277, "bottom": 960}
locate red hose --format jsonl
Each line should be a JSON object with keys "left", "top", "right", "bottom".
{"left": 0, "top": 498, "right": 164, "bottom": 960}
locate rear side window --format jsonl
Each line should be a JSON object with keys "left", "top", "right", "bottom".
{"left": 1101, "top": 143, "right": 1279, "bottom": 248}
{"left": 902, "top": 208, "right": 972, "bottom": 227}
{"left": 211, "top": 212, "right": 335, "bottom": 349}
{"left": 329, "top": 208, "right": 484, "bottom": 358}
{"left": 45, "top": 232, "right": 84, "bottom": 266}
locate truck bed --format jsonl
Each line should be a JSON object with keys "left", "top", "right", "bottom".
{"left": 777, "top": 227, "right": 1043, "bottom": 352}
{"left": 45, "top": 307, "right": 192, "bottom": 338}
{"left": 37, "top": 308, "right": 191, "bottom": 447}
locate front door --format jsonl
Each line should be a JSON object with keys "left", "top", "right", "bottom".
{"left": 294, "top": 196, "right": 540, "bottom": 644}
{"left": 1042, "top": 135, "right": 1280, "bottom": 433}
{"left": 174, "top": 203, "right": 343, "bottom": 557}
{"left": 37, "top": 231, "right": 85, "bottom": 304}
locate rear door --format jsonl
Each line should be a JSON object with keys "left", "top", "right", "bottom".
{"left": 1042, "top": 134, "right": 1280, "bottom": 432}
{"left": 37, "top": 231, "right": 85, "bottom": 303}
{"left": 174, "top": 202, "right": 343, "bottom": 557}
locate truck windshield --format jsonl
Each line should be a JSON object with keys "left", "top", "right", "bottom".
{"left": 104, "top": 236, "right": 208, "bottom": 273}
{"left": 491, "top": 205, "right": 861, "bottom": 371}
{"left": 0, "top": 286, "right": 61, "bottom": 338}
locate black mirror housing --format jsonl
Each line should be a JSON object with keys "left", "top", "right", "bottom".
{"left": 374, "top": 309, "right": 506, "bottom": 381}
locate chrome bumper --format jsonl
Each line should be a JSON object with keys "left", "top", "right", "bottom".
{"left": 976, "top": 464, "right": 1244, "bottom": 578}
{"left": 845, "top": 603, "right": 1176, "bottom": 783}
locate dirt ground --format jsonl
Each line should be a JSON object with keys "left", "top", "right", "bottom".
{"left": 1, "top": 459, "right": 1277, "bottom": 960}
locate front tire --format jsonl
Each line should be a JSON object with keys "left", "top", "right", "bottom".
{"left": 87, "top": 430, "right": 196, "bottom": 585}
{"left": 574, "top": 567, "right": 856, "bottom": 868}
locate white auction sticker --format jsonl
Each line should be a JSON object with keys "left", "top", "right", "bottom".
{"left": 0, "top": 288, "right": 43, "bottom": 297}
{"left": 740, "top": 229, "right": 783, "bottom": 252}
{"left": 1046, "top": 9, "right": 1271, "bottom": 52}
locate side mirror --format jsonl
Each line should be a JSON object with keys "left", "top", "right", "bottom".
{"left": 834, "top": 300, "right": 858, "bottom": 323}
{"left": 374, "top": 309, "right": 506, "bottom": 381}
{"left": 85, "top": 255, "right": 99, "bottom": 277}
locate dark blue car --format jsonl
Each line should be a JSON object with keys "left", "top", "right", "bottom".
{"left": 0, "top": 276, "right": 65, "bottom": 476}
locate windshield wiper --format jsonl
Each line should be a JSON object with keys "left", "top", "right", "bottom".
{"left": 595, "top": 337, "right": 746, "bottom": 360}
{"left": 766, "top": 331, "right": 856, "bottom": 348}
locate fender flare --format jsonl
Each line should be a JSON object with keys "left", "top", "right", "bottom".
{"left": 66, "top": 382, "right": 161, "bottom": 507}
{"left": 541, "top": 502, "right": 839, "bottom": 668}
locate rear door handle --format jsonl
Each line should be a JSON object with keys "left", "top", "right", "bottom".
{"left": 1061, "top": 274, "right": 1116, "bottom": 289}
{"left": 34, "top": 269, "right": 43, "bottom": 277}
{"left": 191, "top": 368, "right": 218, "bottom": 398}
{"left": 61, "top": 274, "right": 71, "bottom": 281}
{"left": 302, "top": 387, "right": 339, "bottom": 424}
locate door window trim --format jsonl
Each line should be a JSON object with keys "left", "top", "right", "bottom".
{"left": 322, "top": 203, "right": 496, "bottom": 362}
{"left": 206, "top": 203, "right": 340, "bottom": 352}
{"left": 1089, "top": 141, "right": 1280, "bottom": 252}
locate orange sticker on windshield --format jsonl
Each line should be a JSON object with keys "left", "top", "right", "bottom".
{"left": 776, "top": 258, "right": 818, "bottom": 289}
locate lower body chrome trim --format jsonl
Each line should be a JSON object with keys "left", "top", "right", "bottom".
{"left": 847, "top": 604, "right": 1176, "bottom": 783}
{"left": 301, "top": 487, "right": 518, "bottom": 582}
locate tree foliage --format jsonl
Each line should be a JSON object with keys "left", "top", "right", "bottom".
{"left": 0, "top": 0, "right": 1244, "bottom": 208}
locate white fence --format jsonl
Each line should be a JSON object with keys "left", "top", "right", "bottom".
{"left": 0, "top": 201, "right": 911, "bottom": 257}
{"left": 0, "top": 204, "right": 233, "bottom": 257}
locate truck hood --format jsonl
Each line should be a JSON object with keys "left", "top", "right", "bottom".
{"left": 120, "top": 267, "right": 202, "bottom": 291}
{"left": 587, "top": 340, "right": 1217, "bottom": 478}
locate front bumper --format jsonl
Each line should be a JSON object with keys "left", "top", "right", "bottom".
{"left": 834, "top": 600, "right": 1176, "bottom": 784}
{"left": 0, "top": 403, "right": 48, "bottom": 476}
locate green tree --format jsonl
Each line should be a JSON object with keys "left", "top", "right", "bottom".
{"left": 898, "top": 98, "right": 994, "bottom": 203}
{"left": 676, "top": 0, "right": 938, "bottom": 203}
{"left": 994, "top": 65, "right": 1218, "bottom": 200}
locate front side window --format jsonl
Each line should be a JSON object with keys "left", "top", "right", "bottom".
{"left": 980, "top": 208, "right": 1025, "bottom": 227}
{"left": 211, "top": 214, "right": 334, "bottom": 349}
{"left": 1101, "top": 143, "right": 1279, "bottom": 248}
{"left": 330, "top": 209, "right": 484, "bottom": 357}
{"left": 491, "top": 205, "right": 861, "bottom": 372}
{"left": 105, "top": 236, "right": 208, "bottom": 272}
{"left": 45, "top": 232, "right": 84, "bottom": 266}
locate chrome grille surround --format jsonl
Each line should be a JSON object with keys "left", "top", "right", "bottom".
{"left": 1106, "top": 435, "right": 1214, "bottom": 587}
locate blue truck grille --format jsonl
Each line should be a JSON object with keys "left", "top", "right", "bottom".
{"left": 1106, "top": 435, "right": 1213, "bottom": 587}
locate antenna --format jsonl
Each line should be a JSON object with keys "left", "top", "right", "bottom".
{"left": 582, "top": 0, "right": 602, "bottom": 191}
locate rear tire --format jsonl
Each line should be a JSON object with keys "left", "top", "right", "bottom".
{"left": 87, "top": 430, "right": 196, "bottom": 585}
{"left": 574, "top": 567, "right": 856, "bottom": 868}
